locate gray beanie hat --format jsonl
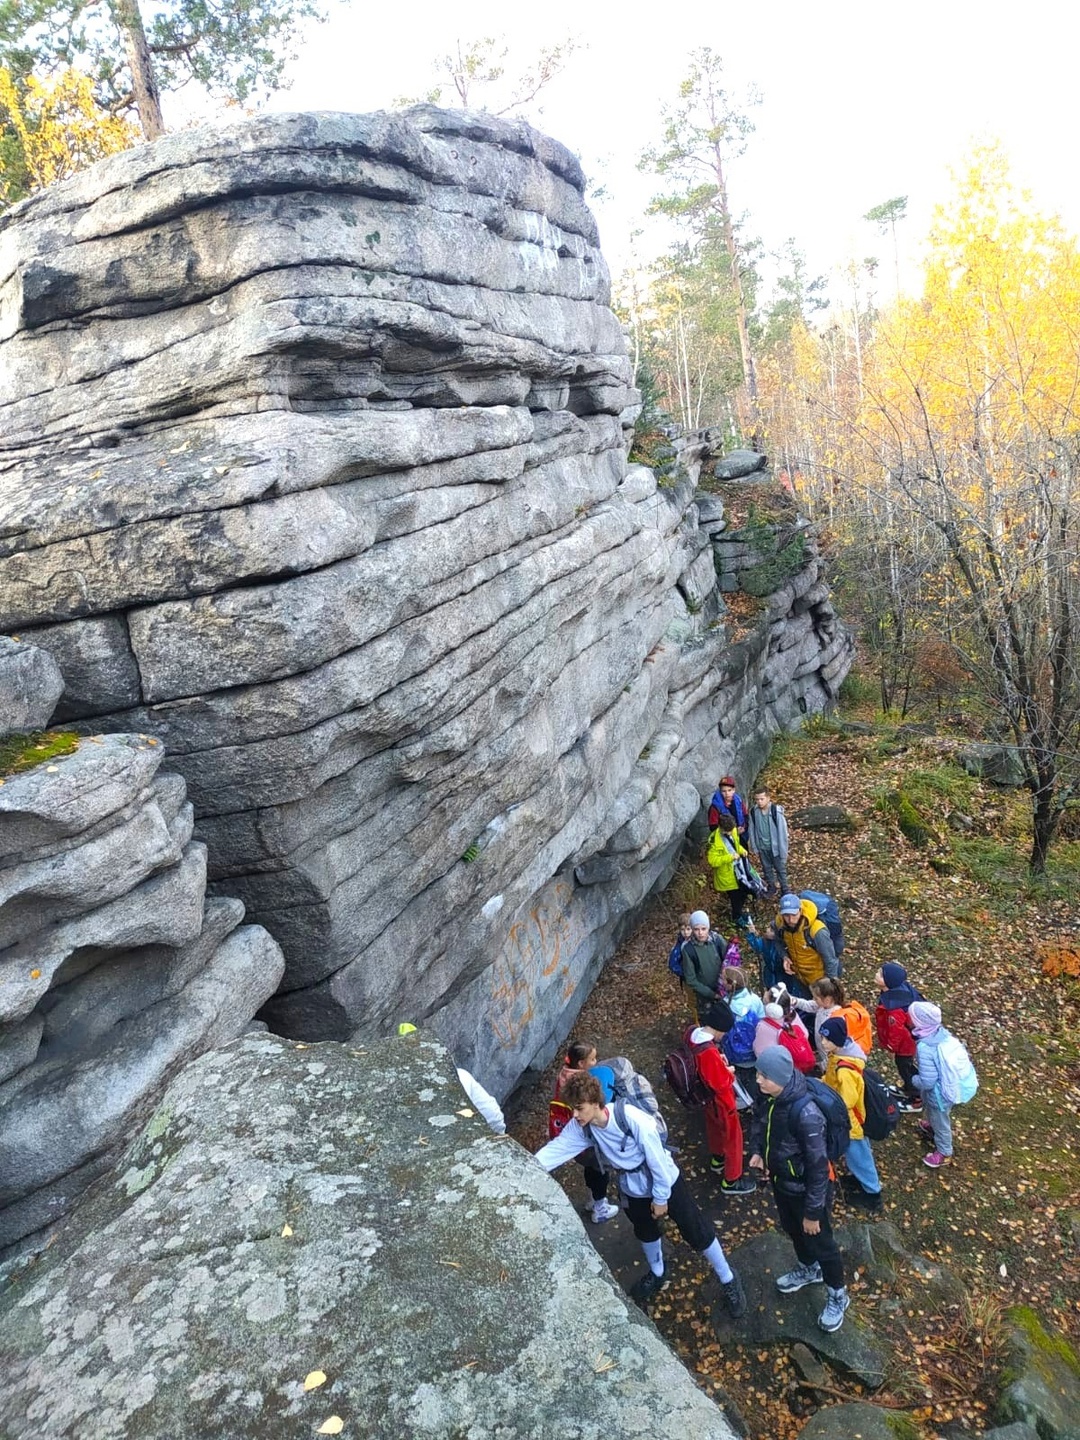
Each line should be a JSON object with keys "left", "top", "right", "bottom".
{"left": 689, "top": 910, "right": 710, "bottom": 928}
{"left": 755, "top": 1045, "right": 794, "bottom": 1085}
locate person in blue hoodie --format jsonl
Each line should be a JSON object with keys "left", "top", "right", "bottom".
{"left": 708, "top": 776, "right": 749, "bottom": 842}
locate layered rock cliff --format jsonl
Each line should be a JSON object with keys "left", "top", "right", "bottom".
{"left": 0, "top": 107, "right": 850, "bottom": 1099}
{"left": 0, "top": 639, "right": 285, "bottom": 1250}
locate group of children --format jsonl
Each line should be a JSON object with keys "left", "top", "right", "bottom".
{"left": 533, "top": 774, "right": 978, "bottom": 1336}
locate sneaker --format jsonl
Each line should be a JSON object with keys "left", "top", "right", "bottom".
{"left": 721, "top": 1269, "right": 747, "bottom": 1318}
{"left": 896, "top": 1097, "right": 923, "bottom": 1113}
{"left": 630, "top": 1267, "right": 669, "bottom": 1303}
{"left": 923, "top": 1151, "right": 950, "bottom": 1168}
{"left": 818, "top": 1286, "right": 850, "bottom": 1333}
{"left": 719, "top": 1175, "right": 757, "bottom": 1195}
{"left": 590, "top": 1199, "right": 620, "bottom": 1224}
{"left": 776, "top": 1261, "right": 823, "bottom": 1293}
{"left": 916, "top": 1119, "right": 934, "bottom": 1139}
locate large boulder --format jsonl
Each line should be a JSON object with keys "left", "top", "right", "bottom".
{"left": 957, "top": 742, "right": 1026, "bottom": 788}
{"left": 0, "top": 729, "right": 284, "bottom": 1250}
{"left": 0, "top": 107, "right": 851, "bottom": 1091}
{"left": 995, "top": 1306, "right": 1080, "bottom": 1440}
{"left": 0, "top": 637, "right": 62, "bottom": 738}
{"left": 796, "top": 1402, "right": 925, "bottom": 1439}
{"left": 0, "top": 1031, "right": 739, "bottom": 1440}
{"left": 710, "top": 1226, "right": 888, "bottom": 1387}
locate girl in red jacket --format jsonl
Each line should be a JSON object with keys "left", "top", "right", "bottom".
{"left": 686, "top": 1025, "right": 756, "bottom": 1195}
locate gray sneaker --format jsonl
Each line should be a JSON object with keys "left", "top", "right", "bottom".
{"left": 776, "top": 1261, "right": 823, "bottom": 1293}
{"left": 818, "top": 1286, "right": 850, "bottom": 1332}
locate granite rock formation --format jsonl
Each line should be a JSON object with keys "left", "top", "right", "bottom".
{"left": 0, "top": 643, "right": 285, "bottom": 1250}
{"left": 0, "top": 107, "right": 851, "bottom": 1098}
{"left": 0, "top": 1030, "right": 740, "bottom": 1440}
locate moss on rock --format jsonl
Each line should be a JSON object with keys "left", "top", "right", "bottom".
{"left": 0, "top": 729, "right": 79, "bottom": 777}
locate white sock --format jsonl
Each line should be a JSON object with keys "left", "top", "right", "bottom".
{"left": 641, "top": 1239, "right": 664, "bottom": 1276}
{"left": 702, "top": 1238, "right": 733, "bottom": 1283}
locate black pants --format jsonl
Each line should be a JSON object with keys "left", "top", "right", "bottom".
{"left": 728, "top": 886, "right": 749, "bottom": 924}
{"left": 772, "top": 1182, "right": 844, "bottom": 1290}
{"left": 576, "top": 1154, "right": 608, "bottom": 1202}
{"left": 624, "top": 1173, "right": 714, "bottom": 1251}
{"left": 895, "top": 1052, "right": 919, "bottom": 1101}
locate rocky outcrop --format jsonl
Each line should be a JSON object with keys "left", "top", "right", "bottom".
{"left": 0, "top": 636, "right": 62, "bottom": 738}
{"left": 0, "top": 1029, "right": 740, "bottom": 1440}
{"left": 0, "top": 107, "right": 851, "bottom": 1097}
{"left": 0, "top": 642, "right": 285, "bottom": 1250}
{"left": 995, "top": 1307, "right": 1080, "bottom": 1440}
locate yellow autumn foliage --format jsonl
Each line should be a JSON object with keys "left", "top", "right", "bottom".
{"left": 866, "top": 146, "right": 1080, "bottom": 485}
{"left": 0, "top": 67, "right": 136, "bottom": 207}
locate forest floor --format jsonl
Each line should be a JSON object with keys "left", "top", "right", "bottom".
{"left": 506, "top": 709, "right": 1080, "bottom": 1439}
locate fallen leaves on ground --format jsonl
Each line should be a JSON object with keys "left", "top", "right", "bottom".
{"left": 508, "top": 716, "right": 1080, "bottom": 1440}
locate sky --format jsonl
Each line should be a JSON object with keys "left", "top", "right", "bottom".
{"left": 255, "top": 0, "right": 1080, "bottom": 313}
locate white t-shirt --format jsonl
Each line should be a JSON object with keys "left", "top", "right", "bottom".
{"left": 535, "top": 1102, "right": 678, "bottom": 1202}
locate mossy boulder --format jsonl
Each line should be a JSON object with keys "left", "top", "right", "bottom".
{"left": 994, "top": 1305, "right": 1080, "bottom": 1440}
{"left": 796, "top": 1402, "right": 927, "bottom": 1439}
{"left": 880, "top": 789, "right": 937, "bottom": 849}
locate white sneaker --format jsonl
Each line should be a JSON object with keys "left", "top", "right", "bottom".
{"left": 590, "top": 1199, "right": 620, "bottom": 1224}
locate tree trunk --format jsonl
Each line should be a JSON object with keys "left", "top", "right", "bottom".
{"left": 113, "top": 0, "right": 165, "bottom": 140}
{"left": 1029, "top": 766, "right": 1058, "bottom": 877}
{"left": 712, "top": 146, "right": 759, "bottom": 446}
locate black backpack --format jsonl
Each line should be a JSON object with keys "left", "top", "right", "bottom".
{"left": 789, "top": 1077, "right": 851, "bottom": 1161}
{"left": 863, "top": 1065, "right": 900, "bottom": 1141}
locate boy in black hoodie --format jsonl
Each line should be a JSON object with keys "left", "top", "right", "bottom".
{"left": 749, "top": 1045, "right": 850, "bottom": 1333}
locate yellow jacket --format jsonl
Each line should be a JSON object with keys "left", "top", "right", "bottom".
{"left": 824, "top": 1050, "right": 866, "bottom": 1140}
{"left": 707, "top": 828, "right": 747, "bottom": 892}
{"left": 774, "top": 899, "right": 830, "bottom": 987}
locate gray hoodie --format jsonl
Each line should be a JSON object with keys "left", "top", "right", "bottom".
{"left": 747, "top": 802, "right": 789, "bottom": 862}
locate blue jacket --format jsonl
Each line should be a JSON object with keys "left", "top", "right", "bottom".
{"left": 744, "top": 930, "right": 785, "bottom": 991}
{"left": 708, "top": 790, "right": 748, "bottom": 835}
{"left": 913, "top": 1028, "right": 949, "bottom": 1107}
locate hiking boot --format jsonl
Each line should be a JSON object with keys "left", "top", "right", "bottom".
{"left": 721, "top": 1269, "right": 747, "bottom": 1319}
{"left": 896, "top": 1096, "right": 923, "bottom": 1113}
{"left": 719, "top": 1175, "right": 757, "bottom": 1195}
{"left": 589, "top": 1199, "right": 620, "bottom": 1224}
{"left": 923, "top": 1151, "right": 951, "bottom": 1168}
{"left": 848, "top": 1187, "right": 883, "bottom": 1214}
{"left": 776, "top": 1261, "right": 823, "bottom": 1293}
{"left": 818, "top": 1286, "right": 850, "bottom": 1333}
{"left": 630, "top": 1267, "right": 669, "bottom": 1303}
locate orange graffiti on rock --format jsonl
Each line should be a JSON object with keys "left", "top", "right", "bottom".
{"left": 488, "top": 881, "right": 576, "bottom": 1050}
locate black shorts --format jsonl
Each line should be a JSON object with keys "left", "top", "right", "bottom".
{"left": 623, "top": 1173, "right": 715, "bottom": 1250}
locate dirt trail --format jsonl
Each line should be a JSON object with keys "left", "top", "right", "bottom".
{"left": 507, "top": 722, "right": 1080, "bottom": 1437}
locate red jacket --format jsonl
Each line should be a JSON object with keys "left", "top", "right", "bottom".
{"left": 875, "top": 1001, "right": 917, "bottom": 1057}
{"left": 693, "top": 1037, "right": 737, "bottom": 1112}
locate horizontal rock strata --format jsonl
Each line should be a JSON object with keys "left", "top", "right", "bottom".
{"left": 0, "top": 107, "right": 850, "bottom": 1097}
{"left": 0, "top": 1031, "right": 739, "bottom": 1440}
{"left": 0, "top": 644, "right": 285, "bottom": 1249}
